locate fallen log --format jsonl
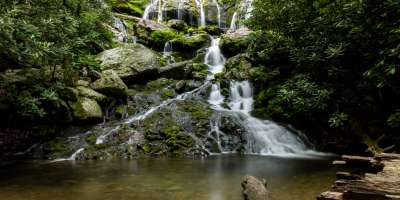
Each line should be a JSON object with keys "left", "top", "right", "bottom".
{"left": 317, "top": 154, "right": 400, "bottom": 200}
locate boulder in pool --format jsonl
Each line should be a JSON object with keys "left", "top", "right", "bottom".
{"left": 241, "top": 175, "right": 269, "bottom": 200}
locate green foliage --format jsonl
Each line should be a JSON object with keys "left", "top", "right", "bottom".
{"left": 388, "top": 112, "right": 400, "bottom": 128}
{"left": 329, "top": 112, "right": 349, "bottom": 128}
{"left": 149, "top": 30, "right": 180, "bottom": 46}
{"left": 248, "top": 0, "right": 400, "bottom": 147}
{"left": 267, "top": 75, "right": 331, "bottom": 119}
{"left": 0, "top": 0, "right": 114, "bottom": 121}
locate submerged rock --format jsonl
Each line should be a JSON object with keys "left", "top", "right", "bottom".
{"left": 241, "top": 176, "right": 269, "bottom": 200}
{"left": 90, "top": 69, "right": 128, "bottom": 98}
{"left": 97, "top": 44, "right": 161, "bottom": 84}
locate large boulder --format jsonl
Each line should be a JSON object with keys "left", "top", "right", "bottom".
{"left": 90, "top": 70, "right": 128, "bottom": 98}
{"left": 220, "top": 28, "right": 253, "bottom": 57}
{"left": 76, "top": 86, "right": 107, "bottom": 103}
{"left": 159, "top": 61, "right": 193, "bottom": 79}
{"left": 171, "top": 33, "right": 211, "bottom": 53}
{"left": 69, "top": 97, "right": 103, "bottom": 122}
{"left": 0, "top": 68, "right": 41, "bottom": 85}
{"left": 97, "top": 44, "right": 161, "bottom": 84}
{"left": 241, "top": 176, "right": 269, "bottom": 200}
{"left": 223, "top": 54, "right": 253, "bottom": 80}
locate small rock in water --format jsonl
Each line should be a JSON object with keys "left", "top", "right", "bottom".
{"left": 241, "top": 175, "right": 269, "bottom": 200}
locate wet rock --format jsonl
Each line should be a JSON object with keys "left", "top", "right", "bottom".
{"left": 168, "top": 19, "right": 187, "bottom": 31}
{"left": 223, "top": 54, "right": 253, "bottom": 80}
{"left": 220, "top": 28, "right": 253, "bottom": 57}
{"left": 97, "top": 44, "right": 161, "bottom": 84}
{"left": 90, "top": 69, "right": 128, "bottom": 98}
{"left": 159, "top": 61, "right": 193, "bottom": 80}
{"left": 241, "top": 176, "right": 269, "bottom": 200}
{"left": 171, "top": 33, "right": 211, "bottom": 54}
{"left": 69, "top": 97, "right": 103, "bottom": 122}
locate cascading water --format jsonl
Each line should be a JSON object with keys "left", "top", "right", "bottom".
{"left": 194, "top": 0, "right": 206, "bottom": 26}
{"left": 177, "top": 0, "right": 185, "bottom": 20}
{"left": 227, "top": 81, "right": 311, "bottom": 156}
{"left": 213, "top": 0, "right": 222, "bottom": 28}
{"left": 229, "top": 12, "right": 238, "bottom": 32}
{"left": 204, "top": 36, "right": 318, "bottom": 157}
{"left": 143, "top": 0, "right": 159, "bottom": 21}
{"left": 204, "top": 37, "right": 225, "bottom": 76}
{"left": 163, "top": 41, "right": 175, "bottom": 64}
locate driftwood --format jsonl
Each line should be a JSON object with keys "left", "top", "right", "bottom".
{"left": 317, "top": 153, "right": 400, "bottom": 200}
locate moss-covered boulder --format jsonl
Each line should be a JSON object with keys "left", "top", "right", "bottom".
{"left": 159, "top": 61, "right": 193, "bottom": 80}
{"left": 223, "top": 54, "right": 253, "bottom": 80}
{"left": 76, "top": 86, "right": 107, "bottom": 102}
{"left": 90, "top": 69, "right": 128, "bottom": 98}
{"left": 112, "top": 0, "right": 149, "bottom": 17}
{"left": 69, "top": 97, "right": 103, "bottom": 122}
{"left": 171, "top": 33, "right": 211, "bottom": 54}
{"left": 97, "top": 44, "right": 161, "bottom": 84}
{"left": 167, "top": 19, "right": 187, "bottom": 31}
{"left": 220, "top": 28, "right": 253, "bottom": 58}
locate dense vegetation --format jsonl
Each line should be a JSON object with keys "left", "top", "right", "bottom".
{"left": 0, "top": 0, "right": 114, "bottom": 122}
{"left": 0, "top": 0, "right": 399, "bottom": 158}
{"left": 246, "top": 0, "right": 400, "bottom": 153}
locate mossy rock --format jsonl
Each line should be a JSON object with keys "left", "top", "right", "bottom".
{"left": 220, "top": 29, "right": 253, "bottom": 57}
{"left": 69, "top": 97, "right": 103, "bottom": 122}
{"left": 90, "top": 69, "right": 128, "bottom": 98}
{"left": 44, "top": 138, "right": 69, "bottom": 159}
{"left": 112, "top": 0, "right": 149, "bottom": 17}
{"left": 223, "top": 54, "right": 252, "bottom": 80}
{"left": 97, "top": 44, "right": 161, "bottom": 84}
{"left": 76, "top": 86, "right": 107, "bottom": 102}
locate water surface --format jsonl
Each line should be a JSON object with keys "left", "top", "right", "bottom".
{"left": 0, "top": 155, "right": 338, "bottom": 200}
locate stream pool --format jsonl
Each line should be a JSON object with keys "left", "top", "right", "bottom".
{"left": 0, "top": 155, "right": 339, "bottom": 200}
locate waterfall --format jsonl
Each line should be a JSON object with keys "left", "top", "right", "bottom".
{"left": 143, "top": 0, "right": 159, "bottom": 20}
{"left": 177, "top": 0, "right": 185, "bottom": 20}
{"left": 51, "top": 148, "right": 84, "bottom": 162}
{"left": 203, "top": 36, "right": 319, "bottom": 157}
{"left": 194, "top": 0, "right": 206, "bottom": 26}
{"left": 158, "top": 0, "right": 165, "bottom": 22}
{"left": 163, "top": 41, "right": 175, "bottom": 64}
{"left": 204, "top": 37, "right": 225, "bottom": 76}
{"left": 227, "top": 81, "right": 310, "bottom": 156}
{"left": 230, "top": 12, "right": 238, "bottom": 31}
{"left": 214, "top": 0, "right": 222, "bottom": 28}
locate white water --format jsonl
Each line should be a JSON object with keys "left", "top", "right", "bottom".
{"left": 163, "top": 41, "right": 175, "bottom": 64}
{"left": 204, "top": 36, "right": 322, "bottom": 157}
{"left": 194, "top": 0, "right": 206, "bottom": 26}
{"left": 213, "top": 0, "right": 222, "bottom": 28}
{"left": 229, "top": 12, "right": 238, "bottom": 31}
{"left": 177, "top": 0, "right": 185, "bottom": 20}
{"left": 143, "top": 0, "right": 160, "bottom": 21}
{"left": 204, "top": 37, "right": 225, "bottom": 76}
{"left": 51, "top": 148, "right": 84, "bottom": 162}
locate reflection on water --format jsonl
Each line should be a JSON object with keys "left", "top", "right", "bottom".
{"left": 0, "top": 155, "right": 339, "bottom": 200}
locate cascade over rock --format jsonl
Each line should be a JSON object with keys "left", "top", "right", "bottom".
{"left": 97, "top": 44, "right": 161, "bottom": 84}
